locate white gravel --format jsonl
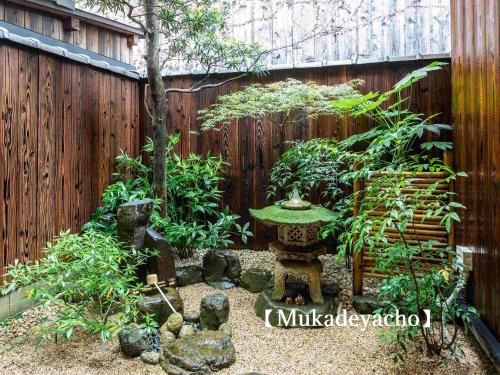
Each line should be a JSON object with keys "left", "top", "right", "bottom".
{"left": 0, "top": 250, "right": 495, "bottom": 375}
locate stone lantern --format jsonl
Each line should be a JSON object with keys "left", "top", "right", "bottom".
{"left": 250, "top": 189, "right": 336, "bottom": 305}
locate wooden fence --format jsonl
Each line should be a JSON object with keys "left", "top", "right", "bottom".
{"left": 0, "top": 40, "right": 141, "bottom": 276}
{"left": 451, "top": 0, "right": 499, "bottom": 337}
{"left": 141, "top": 59, "right": 452, "bottom": 249}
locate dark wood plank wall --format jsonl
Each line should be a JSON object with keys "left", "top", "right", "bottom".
{"left": 0, "top": 0, "right": 134, "bottom": 63}
{"left": 451, "top": 0, "right": 499, "bottom": 338}
{"left": 0, "top": 41, "right": 140, "bottom": 275}
{"left": 140, "top": 59, "right": 451, "bottom": 249}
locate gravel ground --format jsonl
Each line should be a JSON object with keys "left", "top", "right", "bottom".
{"left": 0, "top": 250, "right": 495, "bottom": 375}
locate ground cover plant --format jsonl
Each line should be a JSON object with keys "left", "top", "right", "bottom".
{"left": 83, "top": 134, "right": 251, "bottom": 257}
{"left": 1, "top": 231, "right": 155, "bottom": 345}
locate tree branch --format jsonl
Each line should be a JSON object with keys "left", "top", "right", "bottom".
{"left": 165, "top": 73, "right": 248, "bottom": 93}
{"left": 123, "top": 0, "right": 151, "bottom": 34}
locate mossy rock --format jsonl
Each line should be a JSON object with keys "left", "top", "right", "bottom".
{"left": 161, "top": 331, "right": 235, "bottom": 373}
{"left": 199, "top": 294, "right": 229, "bottom": 331}
{"left": 240, "top": 269, "right": 272, "bottom": 293}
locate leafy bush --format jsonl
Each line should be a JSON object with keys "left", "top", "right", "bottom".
{"left": 83, "top": 134, "right": 252, "bottom": 256}
{"left": 331, "top": 63, "right": 473, "bottom": 361}
{"left": 350, "top": 162, "right": 473, "bottom": 361}
{"left": 198, "top": 78, "right": 363, "bottom": 131}
{"left": 1, "top": 231, "right": 154, "bottom": 344}
{"left": 267, "top": 138, "right": 346, "bottom": 204}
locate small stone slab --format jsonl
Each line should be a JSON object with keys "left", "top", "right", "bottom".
{"left": 176, "top": 265, "right": 204, "bottom": 287}
{"left": 240, "top": 268, "right": 272, "bottom": 293}
{"left": 200, "top": 294, "right": 229, "bottom": 331}
{"left": 206, "top": 281, "right": 236, "bottom": 290}
{"left": 161, "top": 331, "right": 235, "bottom": 373}
{"left": 254, "top": 288, "right": 338, "bottom": 328}
{"left": 118, "top": 326, "right": 150, "bottom": 357}
{"left": 202, "top": 250, "right": 241, "bottom": 285}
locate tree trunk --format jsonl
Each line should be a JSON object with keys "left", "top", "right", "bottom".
{"left": 144, "top": 0, "right": 168, "bottom": 213}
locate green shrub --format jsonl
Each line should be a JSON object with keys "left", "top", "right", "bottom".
{"left": 267, "top": 138, "right": 346, "bottom": 204}
{"left": 1, "top": 231, "right": 155, "bottom": 345}
{"left": 83, "top": 134, "right": 252, "bottom": 256}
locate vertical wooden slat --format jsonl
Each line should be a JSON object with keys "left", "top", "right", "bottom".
{"left": 5, "top": 3, "right": 25, "bottom": 27}
{"left": 37, "top": 53, "right": 56, "bottom": 251}
{"left": 451, "top": 0, "right": 499, "bottom": 336}
{"left": 18, "top": 48, "right": 38, "bottom": 264}
{"left": 0, "top": 44, "right": 6, "bottom": 273}
{"left": 86, "top": 24, "right": 99, "bottom": 53}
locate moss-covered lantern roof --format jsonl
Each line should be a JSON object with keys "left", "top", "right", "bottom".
{"left": 249, "top": 204, "right": 336, "bottom": 226}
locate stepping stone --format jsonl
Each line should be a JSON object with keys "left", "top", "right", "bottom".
{"left": 161, "top": 331, "right": 235, "bottom": 373}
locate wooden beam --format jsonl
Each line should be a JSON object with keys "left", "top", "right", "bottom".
{"left": 63, "top": 16, "right": 79, "bottom": 31}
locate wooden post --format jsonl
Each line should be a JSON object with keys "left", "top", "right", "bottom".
{"left": 352, "top": 160, "right": 364, "bottom": 295}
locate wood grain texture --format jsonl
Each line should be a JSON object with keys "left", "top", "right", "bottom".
{"left": 141, "top": 59, "right": 452, "bottom": 249}
{"left": 0, "top": 42, "right": 140, "bottom": 277}
{"left": 2, "top": 4, "right": 133, "bottom": 64}
{"left": 451, "top": 0, "right": 499, "bottom": 337}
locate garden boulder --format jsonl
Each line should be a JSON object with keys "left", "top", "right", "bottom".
{"left": 118, "top": 326, "right": 150, "bottom": 357}
{"left": 137, "top": 288, "right": 184, "bottom": 326}
{"left": 352, "top": 295, "right": 383, "bottom": 314}
{"left": 116, "top": 199, "right": 153, "bottom": 250}
{"left": 141, "top": 351, "right": 160, "bottom": 365}
{"left": 240, "top": 268, "right": 272, "bottom": 293}
{"left": 176, "top": 265, "right": 204, "bottom": 287}
{"left": 202, "top": 249, "right": 241, "bottom": 288}
{"left": 199, "top": 294, "right": 229, "bottom": 330}
{"left": 160, "top": 331, "right": 235, "bottom": 373}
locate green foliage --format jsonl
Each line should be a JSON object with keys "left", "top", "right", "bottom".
{"left": 198, "top": 78, "right": 363, "bottom": 131}
{"left": 351, "top": 163, "right": 472, "bottom": 361}
{"left": 1, "top": 231, "right": 155, "bottom": 345}
{"left": 267, "top": 62, "right": 471, "bottom": 361}
{"left": 332, "top": 61, "right": 451, "bottom": 167}
{"left": 333, "top": 62, "right": 471, "bottom": 361}
{"left": 267, "top": 138, "right": 347, "bottom": 204}
{"left": 83, "top": 134, "right": 252, "bottom": 255}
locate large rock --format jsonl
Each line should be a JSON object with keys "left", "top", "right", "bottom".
{"left": 240, "top": 268, "right": 272, "bottom": 293}
{"left": 145, "top": 228, "right": 177, "bottom": 286}
{"left": 137, "top": 288, "right": 184, "bottom": 326}
{"left": 161, "top": 331, "right": 235, "bottom": 373}
{"left": 200, "top": 294, "right": 229, "bottom": 331}
{"left": 176, "top": 266, "right": 204, "bottom": 287}
{"left": 116, "top": 199, "right": 153, "bottom": 250}
{"left": 118, "top": 326, "right": 150, "bottom": 357}
{"left": 352, "top": 295, "right": 383, "bottom": 314}
{"left": 202, "top": 250, "right": 241, "bottom": 288}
